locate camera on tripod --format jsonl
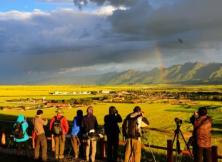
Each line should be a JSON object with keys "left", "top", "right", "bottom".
{"left": 174, "top": 118, "right": 182, "bottom": 126}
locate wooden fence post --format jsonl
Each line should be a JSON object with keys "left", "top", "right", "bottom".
{"left": 167, "top": 140, "right": 173, "bottom": 162}
{"left": 212, "top": 146, "right": 218, "bottom": 162}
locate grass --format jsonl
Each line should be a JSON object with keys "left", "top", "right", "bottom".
{"left": 0, "top": 85, "right": 222, "bottom": 161}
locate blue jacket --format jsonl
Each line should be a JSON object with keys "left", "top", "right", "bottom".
{"left": 14, "top": 115, "right": 29, "bottom": 142}
{"left": 71, "top": 117, "right": 81, "bottom": 136}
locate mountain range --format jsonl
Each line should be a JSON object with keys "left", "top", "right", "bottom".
{"left": 39, "top": 62, "right": 222, "bottom": 84}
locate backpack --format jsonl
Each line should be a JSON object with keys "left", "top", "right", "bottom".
{"left": 122, "top": 115, "right": 141, "bottom": 138}
{"left": 14, "top": 122, "right": 24, "bottom": 139}
{"left": 52, "top": 116, "right": 64, "bottom": 135}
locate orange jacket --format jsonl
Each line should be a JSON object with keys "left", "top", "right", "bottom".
{"left": 50, "top": 114, "right": 69, "bottom": 135}
{"left": 194, "top": 116, "right": 212, "bottom": 148}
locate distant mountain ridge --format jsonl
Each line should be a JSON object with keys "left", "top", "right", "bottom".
{"left": 39, "top": 62, "right": 222, "bottom": 84}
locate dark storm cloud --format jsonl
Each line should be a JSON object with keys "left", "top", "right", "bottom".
{"left": 0, "top": 9, "right": 155, "bottom": 79}
{"left": 20, "top": 40, "right": 153, "bottom": 72}
{"left": 110, "top": 0, "right": 222, "bottom": 43}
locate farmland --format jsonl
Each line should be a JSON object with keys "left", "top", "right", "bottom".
{"left": 0, "top": 85, "right": 222, "bottom": 160}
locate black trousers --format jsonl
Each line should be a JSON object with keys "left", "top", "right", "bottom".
{"left": 192, "top": 142, "right": 198, "bottom": 162}
{"left": 107, "top": 135, "right": 119, "bottom": 162}
{"left": 197, "top": 147, "right": 212, "bottom": 162}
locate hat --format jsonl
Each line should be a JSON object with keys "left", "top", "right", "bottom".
{"left": 56, "top": 108, "right": 64, "bottom": 114}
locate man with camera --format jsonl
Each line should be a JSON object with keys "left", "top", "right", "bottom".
{"left": 33, "top": 110, "right": 48, "bottom": 162}
{"left": 104, "top": 106, "right": 122, "bottom": 162}
{"left": 192, "top": 107, "right": 212, "bottom": 162}
{"left": 82, "top": 106, "right": 98, "bottom": 162}
{"left": 122, "top": 106, "right": 149, "bottom": 162}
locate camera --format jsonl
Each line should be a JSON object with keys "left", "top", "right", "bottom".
{"left": 175, "top": 118, "right": 182, "bottom": 126}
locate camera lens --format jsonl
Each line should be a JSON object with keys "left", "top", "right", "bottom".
{"left": 175, "top": 118, "right": 182, "bottom": 125}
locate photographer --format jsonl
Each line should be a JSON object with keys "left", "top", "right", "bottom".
{"left": 122, "top": 106, "right": 149, "bottom": 162}
{"left": 194, "top": 107, "right": 212, "bottom": 162}
{"left": 33, "top": 110, "right": 48, "bottom": 162}
{"left": 82, "top": 106, "right": 98, "bottom": 162}
{"left": 104, "top": 106, "right": 122, "bottom": 162}
{"left": 189, "top": 111, "right": 199, "bottom": 162}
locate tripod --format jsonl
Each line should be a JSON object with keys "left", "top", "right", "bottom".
{"left": 172, "top": 123, "right": 193, "bottom": 162}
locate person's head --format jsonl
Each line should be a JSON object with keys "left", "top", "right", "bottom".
{"left": 109, "top": 106, "right": 117, "bottom": 115}
{"left": 37, "top": 109, "right": 43, "bottom": 116}
{"left": 87, "top": 106, "right": 93, "bottom": 115}
{"left": 77, "top": 109, "right": 83, "bottom": 117}
{"left": 198, "top": 107, "right": 207, "bottom": 116}
{"left": 133, "top": 106, "right": 141, "bottom": 113}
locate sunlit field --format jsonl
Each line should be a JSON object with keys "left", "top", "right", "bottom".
{"left": 0, "top": 85, "right": 222, "bottom": 159}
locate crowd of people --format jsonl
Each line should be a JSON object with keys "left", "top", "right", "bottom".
{"left": 11, "top": 105, "right": 212, "bottom": 162}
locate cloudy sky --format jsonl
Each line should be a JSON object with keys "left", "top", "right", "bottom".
{"left": 0, "top": 0, "right": 222, "bottom": 83}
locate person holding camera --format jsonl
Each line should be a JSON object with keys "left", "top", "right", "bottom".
{"left": 32, "top": 110, "right": 48, "bottom": 162}
{"left": 194, "top": 107, "right": 212, "bottom": 162}
{"left": 104, "top": 106, "right": 122, "bottom": 162}
{"left": 82, "top": 106, "right": 98, "bottom": 162}
{"left": 122, "top": 106, "right": 149, "bottom": 162}
{"left": 189, "top": 111, "right": 199, "bottom": 162}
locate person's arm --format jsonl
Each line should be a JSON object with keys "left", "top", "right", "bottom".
{"left": 73, "top": 117, "right": 77, "bottom": 127}
{"left": 95, "top": 116, "right": 98, "bottom": 130}
{"left": 104, "top": 115, "right": 108, "bottom": 124}
{"left": 32, "top": 118, "right": 35, "bottom": 126}
{"left": 141, "top": 117, "right": 149, "bottom": 127}
{"left": 190, "top": 115, "right": 196, "bottom": 125}
{"left": 72, "top": 118, "right": 79, "bottom": 133}
{"left": 122, "top": 117, "right": 127, "bottom": 138}
{"left": 81, "top": 117, "right": 86, "bottom": 134}
{"left": 23, "top": 120, "right": 29, "bottom": 132}
{"left": 63, "top": 117, "right": 69, "bottom": 134}
{"left": 49, "top": 117, "right": 55, "bottom": 132}
{"left": 104, "top": 115, "right": 108, "bottom": 134}
{"left": 41, "top": 118, "right": 48, "bottom": 126}
{"left": 115, "top": 113, "right": 122, "bottom": 123}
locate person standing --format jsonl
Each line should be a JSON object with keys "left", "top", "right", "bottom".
{"left": 71, "top": 110, "right": 83, "bottom": 159}
{"left": 104, "top": 106, "right": 122, "bottom": 162}
{"left": 50, "top": 109, "right": 69, "bottom": 161}
{"left": 194, "top": 107, "right": 212, "bottom": 162}
{"left": 13, "top": 114, "right": 29, "bottom": 161}
{"left": 122, "top": 106, "right": 149, "bottom": 162}
{"left": 190, "top": 111, "right": 199, "bottom": 162}
{"left": 33, "top": 110, "right": 48, "bottom": 162}
{"left": 82, "top": 106, "right": 98, "bottom": 162}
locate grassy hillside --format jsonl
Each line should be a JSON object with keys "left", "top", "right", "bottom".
{"left": 103, "top": 62, "right": 222, "bottom": 84}
{"left": 28, "top": 62, "right": 222, "bottom": 84}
